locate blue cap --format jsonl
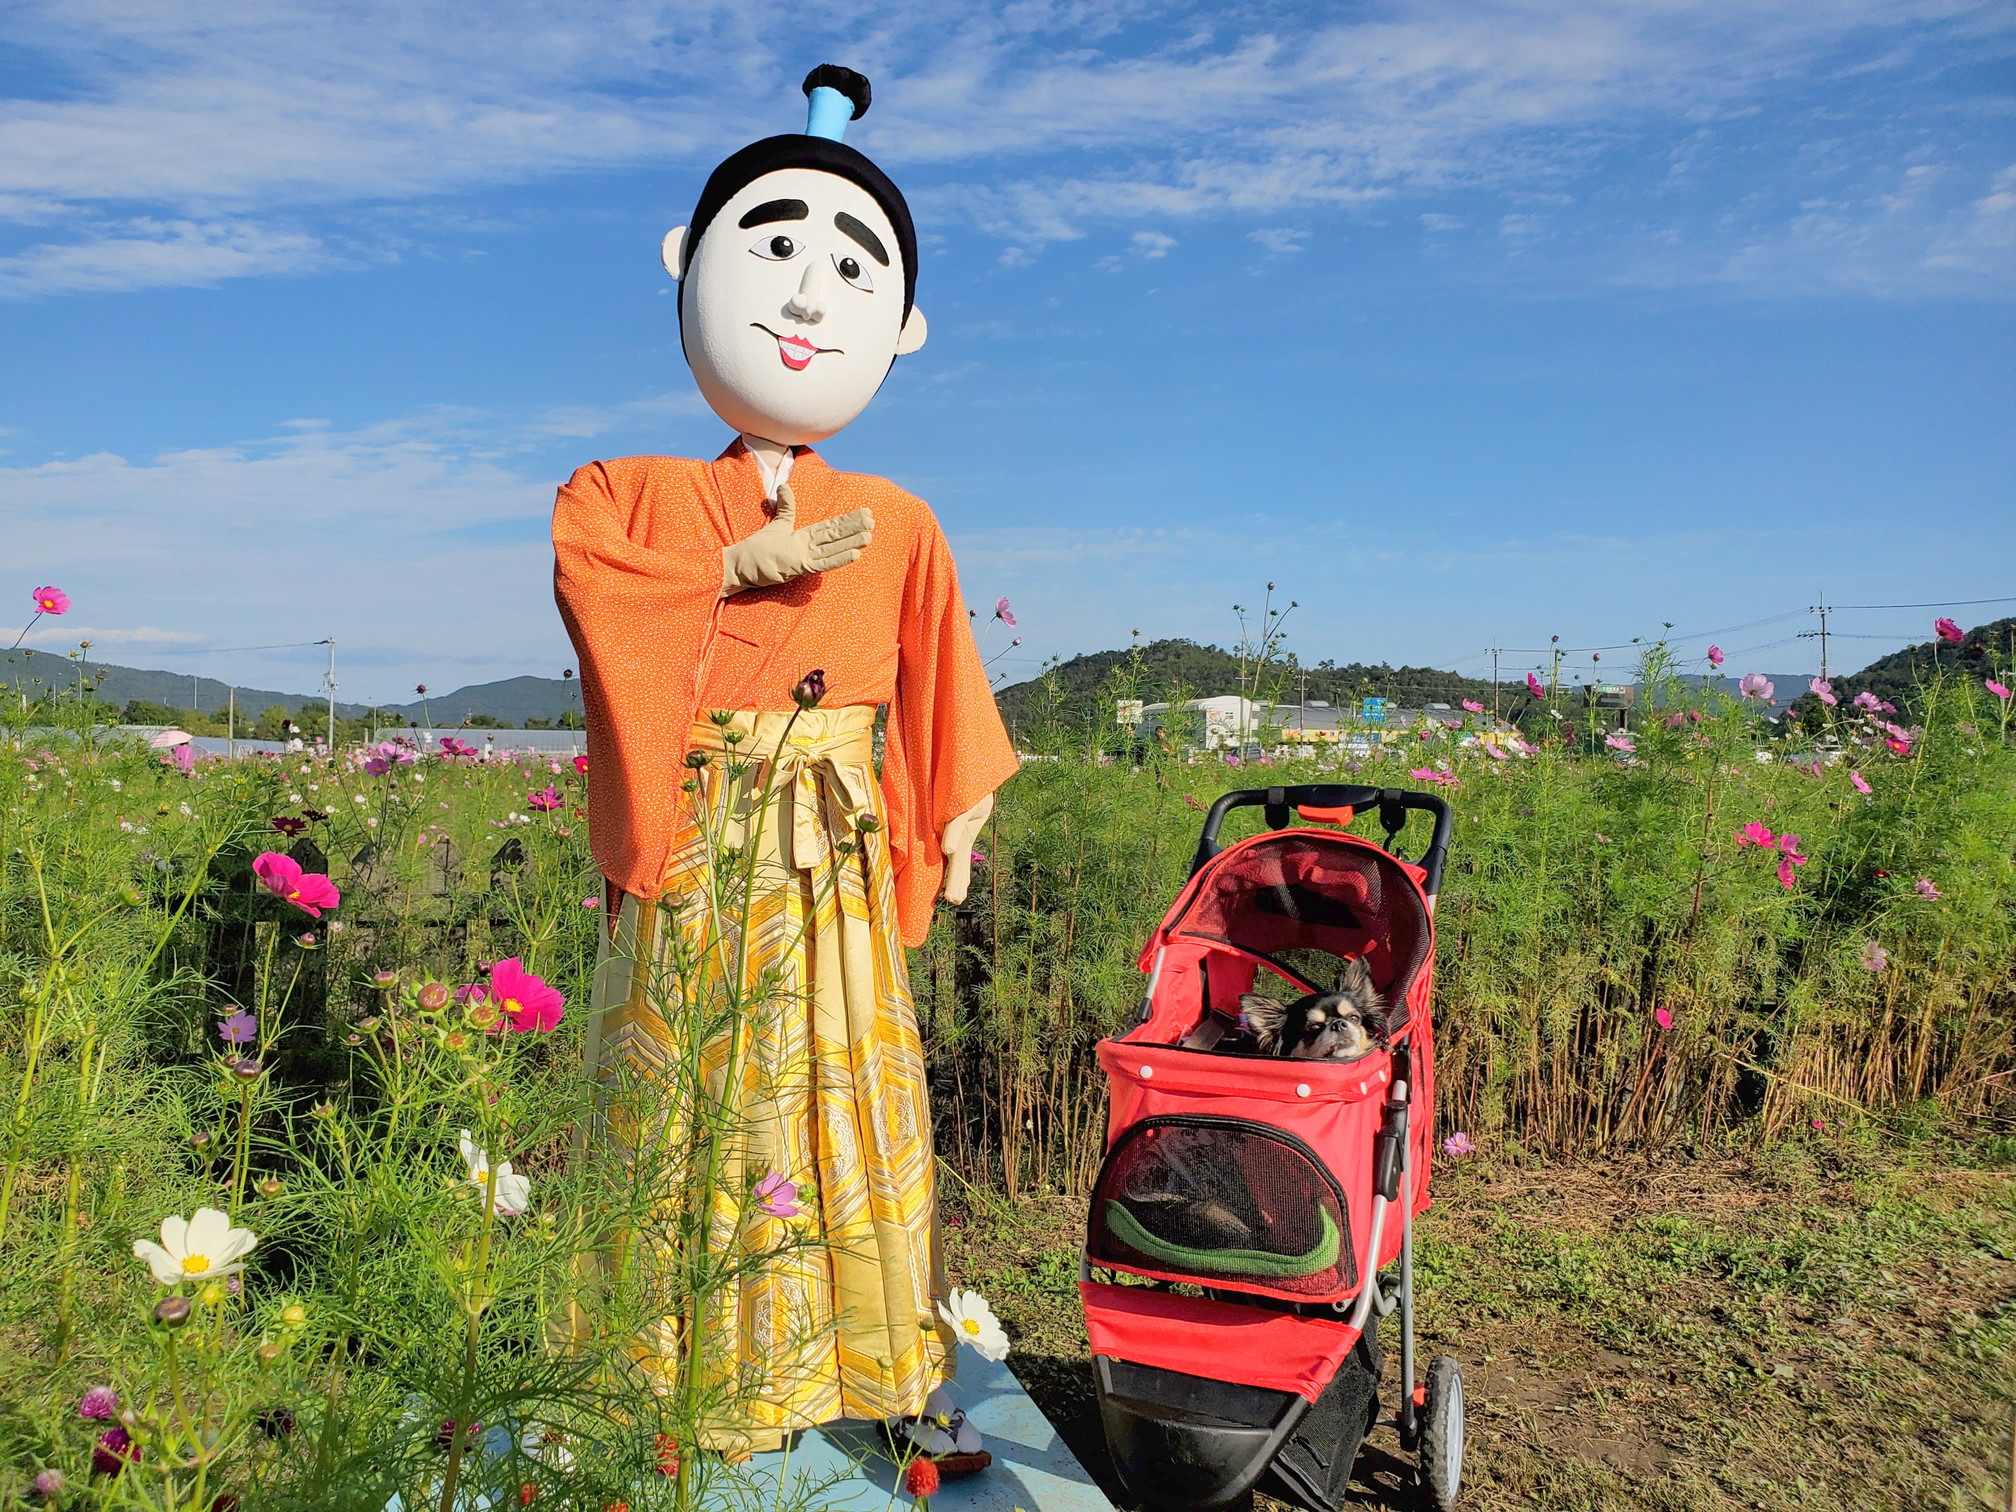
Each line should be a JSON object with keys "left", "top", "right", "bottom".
{"left": 801, "top": 65, "right": 871, "bottom": 142}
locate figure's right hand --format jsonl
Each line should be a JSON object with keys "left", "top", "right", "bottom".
{"left": 721, "top": 483, "right": 873, "bottom": 595}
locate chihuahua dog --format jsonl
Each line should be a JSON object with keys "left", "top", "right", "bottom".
{"left": 1238, "top": 959, "right": 1388, "bottom": 1062}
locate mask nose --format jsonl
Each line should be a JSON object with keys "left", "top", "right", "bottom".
{"left": 787, "top": 260, "right": 828, "bottom": 324}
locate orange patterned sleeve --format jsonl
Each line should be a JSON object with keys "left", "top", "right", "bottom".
{"left": 552, "top": 460, "right": 725, "bottom": 902}
{"left": 881, "top": 513, "right": 1020, "bottom": 947}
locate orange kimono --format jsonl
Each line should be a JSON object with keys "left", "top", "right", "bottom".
{"left": 553, "top": 440, "right": 1017, "bottom": 1444}
{"left": 553, "top": 440, "right": 1015, "bottom": 946}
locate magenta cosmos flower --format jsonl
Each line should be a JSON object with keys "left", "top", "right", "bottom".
{"left": 1654, "top": 1008, "right": 1673, "bottom": 1030}
{"left": 1934, "top": 616, "right": 1965, "bottom": 646}
{"left": 1849, "top": 770, "right": 1872, "bottom": 795}
{"left": 252, "top": 852, "right": 340, "bottom": 918}
{"left": 755, "top": 1170, "right": 800, "bottom": 1218}
{"left": 1736, "top": 821, "right": 1775, "bottom": 848}
{"left": 1462, "top": 699, "right": 1484, "bottom": 713}
{"left": 1706, "top": 645, "right": 1724, "bottom": 668}
{"left": 31, "top": 586, "right": 70, "bottom": 616}
{"left": 994, "top": 596, "right": 1017, "bottom": 629}
{"left": 526, "top": 785, "right": 563, "bottom": 812}
{"left": 484, "top": 957, "right": 564, "bottom": 1033}
{"left": 1987, "top": 679, "right": 2012, "bottom": 701}
{"left": 1809, "top": 677, "right": 1837, "bottom": 707}
{"left": 1915, "top": 877, "right": 1941, "bottom": 900}
{"left": 1525, "top": 672, "right": 1545, "bottom": 698}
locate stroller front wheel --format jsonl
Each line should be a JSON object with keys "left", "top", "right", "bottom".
{"left": 1419, "top": 1355, "right": 1465, "bottom": 1510}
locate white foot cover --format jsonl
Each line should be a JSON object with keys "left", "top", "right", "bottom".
{"left": 902, "top": 1386, "right": 983, "bottom": 1457}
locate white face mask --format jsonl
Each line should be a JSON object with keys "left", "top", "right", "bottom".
{"left": 664, "top": 166, "right": 928, "bottom": 446}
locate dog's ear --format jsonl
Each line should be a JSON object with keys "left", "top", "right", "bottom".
{"left": 1341, "top": 956, "right": 1374, "bottom": 994}
{"left": 1363, "top": 1004, "right": 1391, "bottom": 1044}
{"left": 1239, "top": 994, "right": 1287, "bottom": 1054}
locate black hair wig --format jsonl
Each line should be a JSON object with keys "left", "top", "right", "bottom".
{"left": 681, "top": 67, "right": 917, "bottom": 318}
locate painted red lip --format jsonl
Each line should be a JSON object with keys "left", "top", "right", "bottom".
{"left": 754, "top": 324, "right": 837, "bottom": 371}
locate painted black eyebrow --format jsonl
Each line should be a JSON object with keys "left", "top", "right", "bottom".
{"left": 833, "top": 211, "right": 889, "bottom": 267}
{"left": 738, "top": 199, "right": 808, "bottom": 229}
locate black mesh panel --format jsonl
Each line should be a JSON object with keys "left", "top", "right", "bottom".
{"left": 1088, "top": 1118, "right": 1356, "bottom": 1298}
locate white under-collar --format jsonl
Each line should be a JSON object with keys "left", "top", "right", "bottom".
{"left": 741, "top": 433, "right": 796, "bottom": 498}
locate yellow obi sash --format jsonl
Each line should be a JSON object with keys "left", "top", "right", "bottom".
{"left": 683, "top": 705, "right": 879, "bottom": 876}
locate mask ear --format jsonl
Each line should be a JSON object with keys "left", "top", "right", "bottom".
{"left": 895, "top": 304, "right": 927, "bottom": 355}
{"left": 661, "top": 226, "right": 688, "bottom": 281}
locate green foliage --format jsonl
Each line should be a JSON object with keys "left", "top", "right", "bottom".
{"left": 917, "top": 655, "right": 2016, "bottom": 1194}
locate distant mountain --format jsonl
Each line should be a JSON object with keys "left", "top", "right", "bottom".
{"left": 375, "top": 676, "right": 583, "bottom": 726}
{"left": 993, "top": 639, "right": 1505, "bottom": 736}
{"left": 0, "top": 648, "right": 374, "bottom": 719}
{"left": 1799, "top": 615, "right": 2016, "bottom": 718}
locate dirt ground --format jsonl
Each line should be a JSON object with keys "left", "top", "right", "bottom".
{"left": 940, "top": 1146, "right": 2016, "bottom": 1511}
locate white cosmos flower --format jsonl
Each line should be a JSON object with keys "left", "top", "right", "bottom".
{"left": 133, "top": 1207, "right": 257, "bottom": 1287}
{"left": 457, "top": 1129, "right": 531, "bottom": 1217}
{"left": 937, "top": 1288, "right": 1010, "bottom": 1363}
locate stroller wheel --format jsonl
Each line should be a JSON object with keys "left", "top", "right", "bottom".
{"left": 1419, "top": 1355, "right": 1464, "bottom": 1510}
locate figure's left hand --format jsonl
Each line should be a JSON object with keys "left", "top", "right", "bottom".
{"left": 939, "top": 793, "right": 995, "bottom": 905}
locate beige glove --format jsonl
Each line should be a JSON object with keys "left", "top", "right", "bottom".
{"left": 721, "top": 482, "right": 873, "bottom": 596}
{"left": 939, "top": 792, "right": 995, "bottom": 904}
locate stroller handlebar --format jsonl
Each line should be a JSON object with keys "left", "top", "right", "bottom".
{"left": 1190, "top": 783, "right": 1452, "bottom": 894}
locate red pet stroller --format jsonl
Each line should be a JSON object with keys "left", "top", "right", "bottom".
{"left": 1079, "top": 784, "right": 1465, "bottom": 1511}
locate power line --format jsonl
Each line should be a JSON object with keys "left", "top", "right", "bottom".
{"left": 1830, "top": 595, "right": 2016, "bottom": 611}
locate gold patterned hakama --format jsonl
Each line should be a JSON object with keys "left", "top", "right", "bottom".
{"left": 581, "top": 706, "right": 953, "bottom": 1451}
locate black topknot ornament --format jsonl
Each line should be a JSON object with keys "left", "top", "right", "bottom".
{"left": 802, "top": 64, "right": 871, "bottom": 120}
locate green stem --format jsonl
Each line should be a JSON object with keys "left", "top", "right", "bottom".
{"left": 437, "top": 1162, "right": 502, "bottom": 1512}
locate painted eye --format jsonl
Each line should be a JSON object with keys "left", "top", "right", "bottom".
{"left": 751, "top": 234, "right": 800, "bottom": 261}
{"left": 833, "top": 253, "right": 873, "bottom": 292}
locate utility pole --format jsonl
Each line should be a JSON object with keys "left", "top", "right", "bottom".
{"left": 320, "top": 639, "right": 338, "bottom": 750}
{"left": 1799, "top": 596, "right": 1832, "bottom": 683}
{"left": 191, "top": 673, "right": 198, "bottom": 712}
{"left": 227, "top": 686, "right": 236, "bottom": 760}
{"left": 1491, "top": 643, "right": 1500, "bottom": 722}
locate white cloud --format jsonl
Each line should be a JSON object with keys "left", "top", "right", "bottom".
{"left": 1130, "top": 230, "right": 1176, "bottom": 258}
{"left": 2, "top": 0, "right": 2008, "bottom": 296}
{"left": 18, "top": 624, "right": 207, "bottom": 648}
{"left": 1249, "top": 227, "right": 1310, "bottom": 254}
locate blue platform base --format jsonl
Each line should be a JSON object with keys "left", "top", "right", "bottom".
{"left": 741, "top": 1349, "right": 1116, "bottom": 1512}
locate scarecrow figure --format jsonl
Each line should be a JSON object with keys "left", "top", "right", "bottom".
{"left": 553, "top": 67, "right": 1015, "bottom": 1464}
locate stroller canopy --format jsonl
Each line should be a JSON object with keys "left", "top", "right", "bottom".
{"left": 1147, "top": 831, "right": 1433, "bottom": 1034}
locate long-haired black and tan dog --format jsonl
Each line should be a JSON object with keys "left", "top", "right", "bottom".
{"left": 1239, "top": 959, "right": 1388, "bottom": 1062}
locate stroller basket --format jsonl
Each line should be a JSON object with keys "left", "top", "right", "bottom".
{"left": 1082, "top": 784, "right": 1466, "bottom": 1512}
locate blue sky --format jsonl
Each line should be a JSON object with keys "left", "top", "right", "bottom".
{"left": 3, "top": 1, "right": 2012, "bottom": 707}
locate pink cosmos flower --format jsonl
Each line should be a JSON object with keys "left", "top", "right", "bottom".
{"left": 218, "top": 1010, "right": 257, "bottom": 1046}
{"left": 1654, "top": 1008, "right": 1673, "bottom": 1031}
{"left": 1862, "top": 941, "right": 1889, "bottom": 972}
{"left": 1706, "top": 645, "right": 1724, "bottom": 668}
{"left": 485, "top": 957, "right": 564, "bottom": 1033}
{"left": 1849, "top": 770, "right": 1872, "bottom": 794}
{"left": 1852, "top": 690, "right": 1893, "bottom": 714}
{"left": 1934, "top": 616, "right": 1965, "bottom": 646}
{"left": 1526, "top": 673, "right": 1545, "bottom": 698}
{"left": 755, "top": 1170, "right": 800, "bottom": 1218}
{"left": 1987, "top": 679, "right": 2012, "bottom": 701}
{"left": 1736, "top": 821, "right": 1774, "bottom": 848}
{"left": 1664, "top": 712, "right": 1688, "bottom": 729}
{"left": 252, "top": 852, "right": 341, "bottom": 918}
{"left": 1809, "top": 677, "right": 1837, "bottom": 707}
{"left": 1441, "top": 1132, "right": 1476, "bottom": 1157}
{"left": 970, "top": 848, "right": 988, "bottom": 866}
{"left": 1775, "top": 833, "right": 1808, "bottom": 889}
{"left": 994, "top": 596, "right": 1017, "bottom": 629}
{"left": 573, "top": 754, "right": 589, "bottom": 774}
{"left": 1914, "top": 878, "right": 1940, "bottom": 900}
{"left": 1738, "top": 673, "right": 1774, "bottom": 702}
{"left": 31, "top": 586, "right": 70, "bottom": 616}
{"left": 581, "top": 895, "right": 601, "bottom": 909}
{"left": 1223, "top": 753, "right": 1242, "bottom": 768}
{"left": 1462, "top": 699, "right": 1484, "bottom": 713}
{"left": 1605, "top": 732, "right": 1635, "bottom": 752}
{"left": 527, "top": 785, "right": 563, "bottom": 812}
{"left": 362, "top": 757, "right": 390, "bottom": 776}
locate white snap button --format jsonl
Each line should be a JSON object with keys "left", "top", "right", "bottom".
{"left": 1140, "top": 1065, "right": 1153, "bottom": 1079}
{"left": 1296, "top": 1083, "right": 1311, "bottom": 1098}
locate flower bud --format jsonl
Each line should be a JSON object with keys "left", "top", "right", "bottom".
{"left": 416, "top": 982, "right": 452, "bottom": 1013}
{"left": 371, "top": 970, "right": 399, "bottom": 989}
{"left": 280, "top": 1303, "right": 307, "bottom": 1327}
{"left": 30, "top": 1468, "right": 64, "bottom": 1497}
{"left": 231, "top": 1058, "right": 264, "bottom": 1082}
{"left": 310, "top": 1101, "right": 336, "bottom": 1120}
{"left": 296, "top": 932, "right": 317, "bottom": 949}
{"left": 118, "top": 883, "right": 145, "bottom": 906}
{"left": 358, "top": 1017, "right": 380, "bottom": 1033}
{"left": 198, "top": 1281, "right": 226, "bottom": 1308}
{"left": 855, "top": 812, "right": 882, "bottom": 834}
{"left": 188, "top": 1131, "right": 213, "bottom": 1151}
{"left": 154, "top": 1296, "right": 192, "bottom": 1328}
{"left": 256, "top": 1339, "right": 284, "bottom": 1365}
{"left": 257, "top": 1176, "right": 283, "bottom": 1199}
{"left": 682, "top": 750, "right": 712, "bottom": 770}
{"left": 791, "top": 669, "right": 827, "bottom": 710}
